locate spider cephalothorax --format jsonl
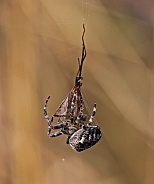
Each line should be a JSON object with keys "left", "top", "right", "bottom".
{"left": 44, "top": 25, "right": 102, "bottom": 152}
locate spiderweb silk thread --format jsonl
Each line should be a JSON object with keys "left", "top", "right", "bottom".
{"left": 82, "top": 0, "right": 94, "bottom": 26}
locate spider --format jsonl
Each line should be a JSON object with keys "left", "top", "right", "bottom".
{"left": 44, "top": 25, "right": 102, "bottom": 152}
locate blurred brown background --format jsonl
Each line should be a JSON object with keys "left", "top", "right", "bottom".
{"left": 0, "top": 0, "right": 154, "bottom": 184}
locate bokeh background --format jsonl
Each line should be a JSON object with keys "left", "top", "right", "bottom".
{"left": 0, "top": 0, "right": 154, "bottom": 184}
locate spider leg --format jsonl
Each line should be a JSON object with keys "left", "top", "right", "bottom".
{"left": 66, "top": 135, "right": 71, "bottom": 144}
{"left": 48, "top": 119, "right": 66, "bottom": 137}
{"left": 87, "top": 102, "right": 97, "bottom": 127}
{"left": 44, "top": 96, "right": 53, "bottom": 125}
{"left": 76, "top": 95, "right": 87, "bottom": 126}
{"left": 48, "top": 131, "right": 63, "bottom": 138}
{"left": 52, "top": 122, "right": 67, "bottom": 129}
{"left": 44, "top": 96, "right": 54, "bottom": 135}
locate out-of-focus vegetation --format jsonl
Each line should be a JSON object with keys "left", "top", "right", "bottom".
{"left": 0, "top": 0, "right": 154, "bottom": 184}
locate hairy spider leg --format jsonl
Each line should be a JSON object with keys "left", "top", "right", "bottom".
{"left": 44, "top": 96, "right": 69, "bottom": 137}
{"left": 87, "top": 103, "right": 97, "bottom": 127}
{"left": 76, "top": 95, "right": 87, "bottom": 123}
{"left": 48, "top": 131, "right": 63, "bottom": 138}
{"left": 44, "top": 96, "right": 52, "bottom": 123}
{"left": 44, "top": 96, "right": 54, "bottom": 134}
{"left": 48, "top": 118, "right": 69, "bottom": 138}
{"left": 48, "top": 119, "right": 68, "bottom": 138}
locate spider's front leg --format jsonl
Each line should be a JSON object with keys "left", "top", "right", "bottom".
{"left": 87, "top": 102, "right": 97, "bottom": 127}
{"left": 43, "top": 96, "right": 55, "bottom": 135}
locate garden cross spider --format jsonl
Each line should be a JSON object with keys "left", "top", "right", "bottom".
{"left": 44, "top": 25, "right": 102, "bottom": 152}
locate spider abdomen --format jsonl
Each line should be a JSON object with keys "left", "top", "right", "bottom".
{"left": 69, "top": 125, "right": 102, "bottom": 152}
